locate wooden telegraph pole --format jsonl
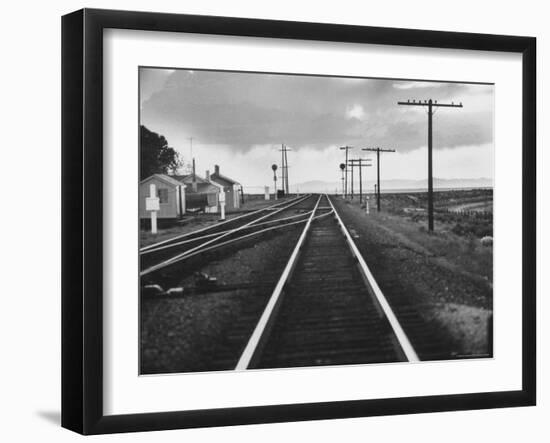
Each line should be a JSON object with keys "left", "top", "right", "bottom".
{"left": 362, "top": 147, "right": 396, "bottom": 212}
{"left": 339, "top": 146, "right": 353, "bottom": 198}
{"left": 279, "top": 144, "right": 291, "bottom": 195}
{"left": 347, "top": 158, "right": 372, "bottom": 204}
{"left": 280, "top": 145, "right": 285, "bottom": 194}
{"left": 397, "top": 99, "right": 463, "bottom": 231}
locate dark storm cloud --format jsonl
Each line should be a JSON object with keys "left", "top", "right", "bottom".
{"left": 141, "top": 69, "right": 493, "bottom": 153}
{"left": 366, "top": 109, "right": 493, "bottom": 151}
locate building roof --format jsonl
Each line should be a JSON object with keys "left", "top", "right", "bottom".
{"left": 172, "top": 174, "right": 208, "bottom": 184}
{"left": 211, "top": 172, "right": 240, "bottom": 187}
{"left": 186, "top": 182, "right": 220, "bottom": 194}
{"left": 140, "top": 173, "right": 183, "bottom": 187}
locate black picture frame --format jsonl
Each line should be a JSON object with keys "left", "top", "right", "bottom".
{"left": 62, "top": 8, "right": 536, "bottom": 435}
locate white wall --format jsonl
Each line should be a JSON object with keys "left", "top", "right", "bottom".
{"left": 0, "top": 0, "right": 546, "bottom": 441}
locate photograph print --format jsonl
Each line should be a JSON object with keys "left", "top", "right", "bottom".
{"left": 139, "top": 67, "right": 494, "bottom": 375}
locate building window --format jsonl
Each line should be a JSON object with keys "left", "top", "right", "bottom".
{"left": 158, "top": 188, "right": 169, "bottom": 204}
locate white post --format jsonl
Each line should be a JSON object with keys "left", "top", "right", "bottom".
{"left": 219, "top": 191, "right": 226, "bottom": 221}
{"left": 264, "top": 186, "right": 270, "bottom": 200}
{"left": 365, "top": 196, "right": 370, "bottom": 214}
{"left": 180, "top": 185, "right": 186, "bottom": 214}
{"left": 151, "top": 209, "right": 158, "bottom": 234}
{"left": 145, "top": 183, "right": 160, "bottom": 234}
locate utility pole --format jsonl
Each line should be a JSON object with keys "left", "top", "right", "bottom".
{"left": 397, "top": 98, "right": 463, "bottom": 231}
{"left": 280, "top": 144, "right": 285, "bottom": 194}
{"left": 279, "top": 144, "right": 292, "bottom": 195}
{"left": 339, "top": 146, "right": 353, "bottom": 198}
{"left": 187, "top": 137, "right": 194, "bottom": 174}
{"left": 362, "top": 147, "right": 396, "bottom": 212}
{"left": 350, "top": 160, "right": 354, "bottom": 199}
{"left": 339, "top": 163, "right": 346, "bottom": 196}
{"left": 348, "top": 159, "right": 372, "bottom": 203}
{"left": 284, "top": 146, "right": 289, "bottom": 194}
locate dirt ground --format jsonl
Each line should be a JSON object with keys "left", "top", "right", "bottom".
{"left": 332, "top": 195, "right": 493, "bottom": 357}
{"left": 140, "top": 216, "right": 306, "bottom": 373}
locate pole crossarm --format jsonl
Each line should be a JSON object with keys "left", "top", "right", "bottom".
{"left": 397, "top": 100, "right": 463, "bottom": 108}
{"left": 348, "top": 158, "right": 372, "bottom": 166}
{"left": 362, "top": 147, "right": 396, "bottom": 153}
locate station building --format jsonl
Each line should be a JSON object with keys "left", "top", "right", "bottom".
{"left": 176, "top": 172, "right": 221, "bottom": 213}
{"left": 210, "top": 164, "right": 241, "bottom": 210}
{"left": 139, "top": 165, "right": 242, "bottom": 221}
{"left": 139, "top": 174, "right": 186, "bottom": 220}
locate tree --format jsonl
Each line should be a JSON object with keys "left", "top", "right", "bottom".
{"left": 140, "top": 125, "right": 183, "bottom": 179}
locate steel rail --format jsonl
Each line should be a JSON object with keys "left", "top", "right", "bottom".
{"left": 140, "top": 194, "right": 312, "bottom": 276}
{"left": 170, "top": 209, "right": 334, "bottom": 265}
{"left": 140, "top": 194, "right": 308, "bottom": 252}
{"left": 235, "top": 195, "right": 323, "bottom": 370}
{"left": 326, "top": 195, "right": 420, "bottom": 362}
{"left": 141, "top": 209, "right": 315, "bottom": 255}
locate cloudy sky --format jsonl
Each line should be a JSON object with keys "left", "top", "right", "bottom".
{"left": 140, "top": 68, "right": 494, "bottom": 191}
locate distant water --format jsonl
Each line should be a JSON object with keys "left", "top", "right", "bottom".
{"left": 243, "top": 186, "right": 493, "bottom": 196}
{"left": 376, "top": 186, "right": 493, "bottom": 194}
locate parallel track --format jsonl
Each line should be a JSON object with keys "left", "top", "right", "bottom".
{"left": 141, "top": 194, "right": 307, "bottom": 253}
{"left": 140, "top": 194, "right": 313, "bottom": 276}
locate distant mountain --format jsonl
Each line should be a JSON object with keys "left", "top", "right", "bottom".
{"left": 291, "top": 178, "right": 494, "bottom": 194}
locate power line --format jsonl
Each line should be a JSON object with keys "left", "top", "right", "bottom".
{"left": 397, "top": 98, "right": 463, "bottom": 231}
{"left": 362, "top": 147, "right": 396, "bottom": 212}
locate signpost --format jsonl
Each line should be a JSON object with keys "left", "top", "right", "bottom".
{"left": 339, "top": 163, "right": 346, "bottom": 196}
{"left": 271, "top": 164, "right": 278, "bottom": 200}
{"left": 145, "top": 183, "right": 160, "bottom": 234}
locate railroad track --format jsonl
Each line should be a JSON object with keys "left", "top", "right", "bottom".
{"left": 235, "top": 194, "right": 419, "bottom": 370}
{"left": 140, "top": 194, "right": 314, "bottom": 277}
{"left": 141, "top": 193, "right": 451, "bottom": 373}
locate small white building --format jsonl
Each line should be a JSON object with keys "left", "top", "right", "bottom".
{"left": 139, "top": 174, "right": 186, "bottom": 220}
{"left": 174, "top": 173, "right": 223, "bottom": 213}
{"left": 210, "top": 164, "right": 241, "bottom": 210}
